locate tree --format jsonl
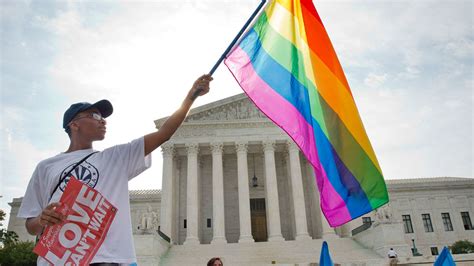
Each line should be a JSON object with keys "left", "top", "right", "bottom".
{"left": 0, "top": 209, "right": 37, "bottom": 265}
{"left": 0, "top": 209, "right": 19, "bottom": 247}
{"left": 0, "top": 241, "right": 37, "bottom": 266}
{"left": 450, "top": 239, "right": 474, "bottom": 254}
{"left": 0, "top": 230, "right": 19, "bottom": 246}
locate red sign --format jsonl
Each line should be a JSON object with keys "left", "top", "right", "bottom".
{"left": 34, "top": 177, "right": 117, "bottom": 265}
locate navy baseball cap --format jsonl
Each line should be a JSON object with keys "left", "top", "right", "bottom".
{"left": 63, "top": 99, "right": 113, "bottom": 130}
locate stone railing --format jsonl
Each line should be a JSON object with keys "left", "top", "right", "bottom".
{"left": 351, "top": 222, "right": 372, "bottom": 236}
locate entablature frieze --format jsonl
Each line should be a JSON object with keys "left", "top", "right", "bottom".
{"left": 164, "top": 139, "right": 293, "bottom": 156}
{"left": 167, "top": 121, "right": 282, "bottom": 140}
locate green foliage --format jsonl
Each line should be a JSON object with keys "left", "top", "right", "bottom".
{"left": 0, "top": 209, "right": 38, "bottom": 265}
{"left": 0, "top": 230, "right": 19, "bottom": 246}
{"left": 1, "top": 209, "right": 19, "bottom": 246}
{"left": 450, "top": 239, "right": 474, "bottom": 254}
{"left": 0, "top": 241, "right": 37, "bottom": 266}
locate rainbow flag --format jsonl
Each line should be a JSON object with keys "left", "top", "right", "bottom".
{"left": 224, "top": 0, "right": 388, "bottom": 226}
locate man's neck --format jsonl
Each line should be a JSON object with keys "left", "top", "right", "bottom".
{"left": 66, "top": 141, "right": 93, "bottom": 153}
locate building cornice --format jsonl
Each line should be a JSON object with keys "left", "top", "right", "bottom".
{"left": 129, "top": 189, "right": 161, "bottom": 201}
{"left": 387, "top": 177, "right": 474, "bottom": 192}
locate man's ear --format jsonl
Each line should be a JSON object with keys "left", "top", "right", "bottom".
{"left": 69, "top": 121, "right": 79, "bottom": 133}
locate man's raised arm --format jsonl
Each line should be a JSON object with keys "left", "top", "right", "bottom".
{"left": 144, "top": 74, "right": 212, "bottom": 156}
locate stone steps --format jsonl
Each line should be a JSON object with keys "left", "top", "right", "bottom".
{"left": 159, "top": 238, "right": 386, "bottom": 266}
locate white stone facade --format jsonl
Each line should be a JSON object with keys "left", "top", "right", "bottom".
{"left": 7, "top": 93, "right": 474, "bottom": 265}
{"left": 349, "top": 177, "right": 474, "bottom": 258}
{"left": 153, "top": 94, "right": 335, "bottom": 247}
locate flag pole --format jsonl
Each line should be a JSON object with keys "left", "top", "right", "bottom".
{"left": 191, "top": 0, "right": 267, "bottom": 100}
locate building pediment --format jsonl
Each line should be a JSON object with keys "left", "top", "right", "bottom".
{"left": 155, "top": 93, "right": 268, "bottom": 127}
{"left": 185, "top": 94, "right": 267, "bottom": 122}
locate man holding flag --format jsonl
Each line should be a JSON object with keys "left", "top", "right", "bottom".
{"left": 18, "top": 75, "right": 212, "bottom": 265}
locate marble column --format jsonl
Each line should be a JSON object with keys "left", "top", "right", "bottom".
{"left": 236, "top": 141, "right": 254, "bottom": 243}
{"left": 305, "top": 156, "right": 337, "bottom": 238}
{"left": 184, "top": 143, "right": 200, "bottom": 245}
{"left": 287, "top": 142, "right": 311, "bottom": 240}
{"left": 159, "top": 143, "right": 174, "bottom": 241}
{"left": 305, "top": 159, "right": 319, "bottom": 238}
{"left": 339, "top": 224, "right": 350, "bottom": 237}
{"left": 172, "top": 158, "right": 181, "bottom": 244}
{"left": 263, "top": 140, "right": 284, "bottom": 241}
{"left": 210, "top": 142, "right": 227, "bottom": 244}
{"left": 321, "top": 208, "right": 338, "bottom": 239}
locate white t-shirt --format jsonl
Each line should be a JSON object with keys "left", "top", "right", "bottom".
{"left": 387, "top": 249, "right": 398, "bottom": 258}
{"left": 18, "top": 137, "right": 151, "bottom": 265}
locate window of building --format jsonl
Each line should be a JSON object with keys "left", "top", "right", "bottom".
{"left": 441, "top": 213, "right": 453, "bottom": 231}
{"left": 362, "top": 217, "right": 372, "bottom": 224}
{"left": 422, "top": 214, "right": 434, "bottom": 232}
{"left": 461, "top": 212, "right": 473, "bottom": 230}
{"left": 207, "top": 218, "right": 212, "bottom": 228}
{"left": 430, "top": 247, "right": 439, "bottom": 255}
{"left": 402, "top": 215, "right": 414, "bottom": 233}
{"left": 184, "top": 219, "right": 187, "bottom": 229}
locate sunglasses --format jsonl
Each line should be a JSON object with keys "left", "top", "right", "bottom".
{"left": 72, "top": 112, "right": 105, "bottom": 123}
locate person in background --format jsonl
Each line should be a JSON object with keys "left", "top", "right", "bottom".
{"left": 387, "top": 247, "right": 398, "bottom": 265}
{"left": 207, "top": 257, "right": 223, "bottom": 266}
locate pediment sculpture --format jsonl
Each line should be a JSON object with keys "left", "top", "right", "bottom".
{"left": 186, "top": 98, "right": 267, "bottom": 122}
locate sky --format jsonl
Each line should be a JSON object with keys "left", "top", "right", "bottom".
{"left": 1, "top": 0, "right": 472, "bottom": 227}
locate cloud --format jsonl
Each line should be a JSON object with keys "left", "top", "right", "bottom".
{"left": 364, "top": 73, "right": 388, "bottom": 88}
{"left": 5, "top": 1, "right": 258, "bottom": 197}
{"left": 356, "top": 75, "right": 472, "bottom": 179}
{"left": 316, "top": 1, "right": 472, "bottom": 180}
{"left": 443, "top": 38, "right": 473, "bottom": 59}
{"left": 0, "top": 124, "right": 60, "bottom": 228}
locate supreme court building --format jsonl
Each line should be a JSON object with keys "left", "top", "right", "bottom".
{"left": 8, "top": 93, "right": 474, "bottom": 265}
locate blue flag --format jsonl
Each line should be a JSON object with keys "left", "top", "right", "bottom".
{"left": 434, "top": 246, "right": 456, "bottom": 266}
{"left": 319, "top": 241, "right": 334, "bottom": 266}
